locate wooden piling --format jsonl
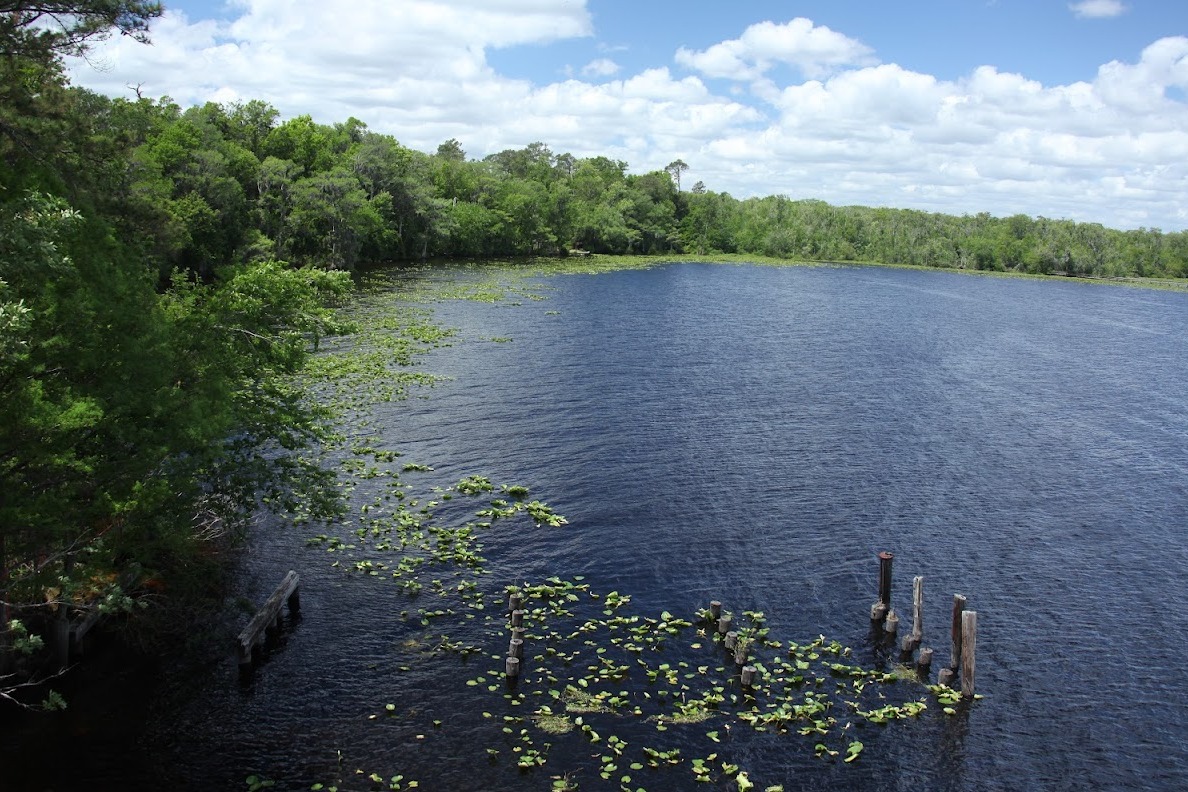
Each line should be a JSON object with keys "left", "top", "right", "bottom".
{"left": 236, "top": 570, "right": 301, "bottom": 668}
{"left": 949, "top": 594, "right": 967, "bottom": 670}
{"left": 505, "top": 656, "right": 520, "bottom": 678}
{"left": 741, "top": 665, "right": 756, "bottom": 687}
{"left": 937, "top": 667, "right": 956, "bottom": 688}
{"left": 510, "top": 609, "right": 525, "bottom": 628}
{"left": 870, "top": 601, "right": 888, "bottom": 624}
{"left": 884, "top": 609, "right": 899, "bottom": 642}
{"left": 724, "top": 631, "right": 738, "bottom": 650}
{"left": 961, "top": 610, "right": 977, "bottom": 698}
{"left": 509, "top": 592, "right": 523, "bottom": 613}
{"left": 709, "top": 601, "right": 722, "bottom": 621}
{"left": 917, "top": 647, "right": 934, "bottom": 676}
{"left": 717, "top": 614, "right": 732, "bottom": 635}
{"left": 900, "top": 575, "right": 924, "bottom": 655}
{"left": 508, "top": 637, "right": 524, "bottom": 659}
{"left": 733, "top": 638, "right": 749, "bottom": 667}
{"left": 911, "top": 575, "right": 924, "bottom": 643}
{"left": 878, "top": 551, "right": 894, "bottom": 605}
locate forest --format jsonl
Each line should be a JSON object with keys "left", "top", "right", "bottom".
{"left": 2, "top": 0, "right": 1187, "bottom": 705}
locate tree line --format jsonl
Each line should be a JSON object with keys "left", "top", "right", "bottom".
{"left": 49, "top": 92, "right": 1188, "bottom": 279}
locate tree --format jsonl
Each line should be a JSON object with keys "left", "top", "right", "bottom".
{"left": 0, "top": 1, "right": 162, "bottom": 60}
{"left": 665, "top": 159, "right": 689, "bottom": 191}
{"left": 436, "top": 138, "right": 465, "bottom": 162}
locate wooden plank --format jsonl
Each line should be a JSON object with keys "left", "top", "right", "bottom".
{"left": 236, "top": 570, "right": 300, "bottom": 666}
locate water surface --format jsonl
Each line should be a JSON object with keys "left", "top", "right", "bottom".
{"left": 8, "top": 262, "right": 1187, "bottom": 791}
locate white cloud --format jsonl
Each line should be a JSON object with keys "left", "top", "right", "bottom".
{"left": 582, "top": 58, "right": 620, "bottom": 78}
{"left": 674, "top": 18, "right": 875, "bottom": 81}
{"left": 1069, "top": 0, "right": 1129, "bottom": 19}
{"left": 64, "top": 3, "right": 1188, "bottom": 230}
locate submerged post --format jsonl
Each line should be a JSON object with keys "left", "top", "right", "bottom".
{"left": 961, "top": 610, "right": 977, "bottom": 698}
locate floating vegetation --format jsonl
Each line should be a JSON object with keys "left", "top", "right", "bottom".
{"left": 289, "top": 263, "right": 973, "bottom": 791}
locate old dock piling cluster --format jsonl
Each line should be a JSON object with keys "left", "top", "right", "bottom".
{"left": 506, "top": 590, "right": 525, "bottom": 678}
{"left": 870, "top": 552, "right": 978, "bottom": 698}
{"left": 707, "top": 600, "right": 758, "bottom": 689}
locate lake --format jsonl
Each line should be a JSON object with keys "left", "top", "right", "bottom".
{"left": 6, "top": 262, "right": 1188, "bottom": 790}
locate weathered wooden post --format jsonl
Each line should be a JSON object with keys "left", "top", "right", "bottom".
{"left": 505, "top": 656, "right": 521, "bottom": 678}
{"left": 961, "top": 610, "right": 977, "bottom": 698}
{"left": 709, "top": 601, "right": 722, "bottom": 621}
{"left": 508, "top": 637, "right": 524, "bottom": 659}
{"left": 724, "top": 631, "right": 738, "bottom": 651}
{"left": 883, "top": 609, "right": 899, "bottom": 644}
{"left": 717, "top": 614, "right": 732, "bottom": 636}
{"left": 878, "top": 552, "right": 894, "bottom": 605}
{"left": 917, "top": 647, "right": 934, "bottom": 676}
{"left": 901, "top": 575, "right": 924, "bottom": 655}
{"left": 510, "top": 609, "right": 525, "bottom": 629}
{"left": 733, "top": 638, "right": 749, "bottom": 667}
{"left": 871, "top": 551, "right": 893, "bottom": 624}
{"left": 870, "top": 601, "right": 888, "bottom": 623}
{"left": 949, "top": 594, "right": 967, "bottom": 671}
{"left": 509, "top": 592, "right": 523, "bottom": 613}
{"left": 741, "top": 665, "right": 757, "bottom": 688}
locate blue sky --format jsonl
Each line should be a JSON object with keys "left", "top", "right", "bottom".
{"left": 68, "top": 1, "right": 1188, "bottom": 230}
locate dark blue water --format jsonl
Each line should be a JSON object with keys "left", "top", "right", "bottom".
{"left": 8, "top": 262, "right": 1188, "bottom": 791}
{"left": 371, "top": 263, "right": 1188, "bottom": 790}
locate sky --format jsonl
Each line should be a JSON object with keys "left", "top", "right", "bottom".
{"left": 65, "top": 0, "right": 1188, "bottom": 231}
